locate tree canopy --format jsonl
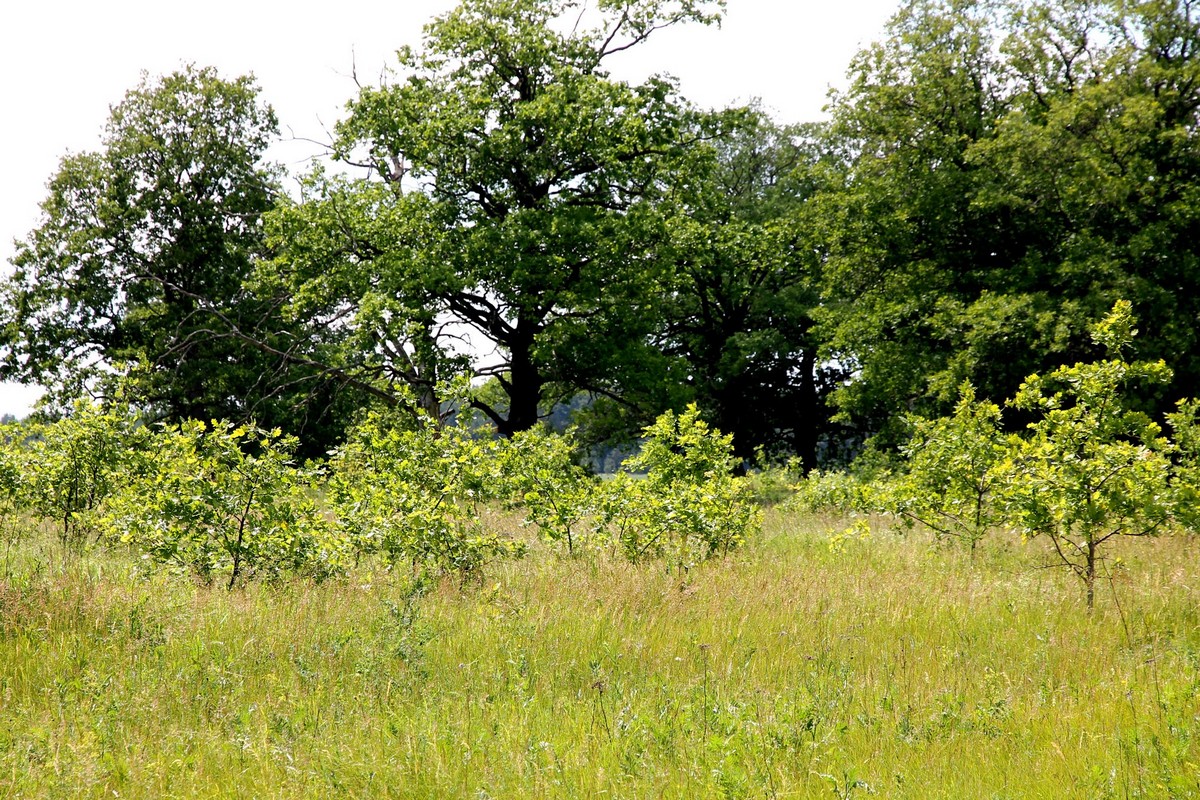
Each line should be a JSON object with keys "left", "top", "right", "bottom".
{"left": 816, "top": 0, "right": 1200, "bottom": 445}
{"left": 5, "top": 0, "right": 1200, "bottom": 467}
{"left": 257, "top": 0, "right": 723, "bottom": 435}
{"left": 0, "top": 66, "right": 354, "bottom": 454}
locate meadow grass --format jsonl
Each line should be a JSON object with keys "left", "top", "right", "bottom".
{"left": 2, "top": 511, "right": 1200, "bottom": 798}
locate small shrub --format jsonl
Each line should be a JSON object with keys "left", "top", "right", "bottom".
{"left": 597, "top": 404, "right": 760, "bottom": 567}
{"left": 498, "top": 426, "right": 596, "bottom": 554}
{"left": 328, "top": 411, "right": 525, "bottom": 580}
{"left": 107, "top": 420, "right": 346, "bottom": 588}
{"left": 13, "top": 400, "right": 149, "bottom": 550}
{"left": 886, "top": 383, "right": 1008, "bottom": 551}
{"left": 998, "top": 301, "right": 1175, "bottom": 609}
{"left": 791, "top": 468, "right": 881, "bottom": 516}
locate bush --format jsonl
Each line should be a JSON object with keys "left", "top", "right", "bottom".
{"left": 498, "top": 426, "right": 596, "bottom": 554}
{"left": 885, "top": 384, "right": 1008, "bottom": 551}
{"left": 998, "top": 302, "right": 1175, "bottom": 608}
{"left": 597, "top": 405, "right": 760, "bottom": 567}
{"left": 107, "top": 421, "right": 346, "bottom": 588}
{"left": 328, "top": 411, "right": 525, "bottom": 580}
{"left": 13, "top": 401, "right": 149, "bottom": 550}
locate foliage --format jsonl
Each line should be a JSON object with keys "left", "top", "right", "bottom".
{"left": 498, "top": 426, "right": 596, "bottom": 554}
{"left": 998, "top": 301, "right": 1176, "bottom": 608}
{"left": 0, "top": 66, "right": 351, "bottom": 457}
{"left": 107, "top": 421, "right": 345, "bottom": 588}
{"left": 597, "top": 404, "right": 759, "bottom": 566}
{"left": 259, "top": 0, "right": 721, "bottom": 436}
{"left": 886, "top": 383, "right": 1008, "bottom": 550}
{"left": 12, "top": 400, "right": 149, "bottom": 550}
{"left": 654, "top": 107, "right": 846, "bottom": 466}
{"left": 327, "top": 410, "right": 526, "bottom": 580}
{"left": 0, "top": 422, "right": 28, "bottom": 573}
{"left": 817, "top": 0, "right": 1200, "bottom": 445}
{"left": 1167, "top": 397, "right": 1200, "bottom": 532}
{"left": 790, "top": 447, "right": 899, "bottom": 516}
{"left": 744, "top": 454, "right": 804, "bottom": 506}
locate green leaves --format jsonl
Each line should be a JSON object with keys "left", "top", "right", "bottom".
{"left": 875, "top": 302, "right": 1180, "bottom": 607}
{"left": 498, "top": 426, "right": 595, "bottom": 553}
{"left": 998, "top": 304, "right": 1176, "bottom": 606}
{"left": 886, "top": 384, "right": 1007, "bottom": 550}
{"left": 107, "top": 421, "right": 346, "bottom": 588}
{"left": 0, "top": 65, "right": 352, "bottom": 455}
{"left": 13, "top": 401, "right": 149, "bottom": 549}
{"left": 816, "top": 0, "right": 1200, "bottom": 444}
{"left": 598, "top": 404, "right": 760, "bottom": 566}
{"left": 326, "top": 401, "right": 757, "bottom": 575}
{"left": 262, "top": 0, "right": 714, "bottom": 436}
{"left": 327, "top": 411, "right": 526, "bottom": 580}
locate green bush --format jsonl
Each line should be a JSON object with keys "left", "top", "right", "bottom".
{"left": 597, "top": 405, "right": 760, "bottom": 567}
{"left": 13, "top": 401, "right": 149, "bottom": 550}
{"left": 885, "top": 384, "right": 1008, "bottom": 551}
{"left": 498, "top": 426, "right": 595, "bottom": 554}
{"left": 328, "top": 411, "right": 525, "bottom": 580}
{"left": 107, "top": 421, "right": 346, "bottom": 588}
{"left": 998, "top": 301, "right": 1175, "bottom": 608}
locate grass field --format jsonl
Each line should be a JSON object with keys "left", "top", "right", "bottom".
{"left": 2, "top": 510, "right": 1200, "bottom": 798}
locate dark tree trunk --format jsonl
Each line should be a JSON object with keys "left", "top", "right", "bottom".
{"left": 794, "top": 348, "right": 820, "bottom": 473}
{"left": 498, "top": 319, "right": 544, "bottom": 436}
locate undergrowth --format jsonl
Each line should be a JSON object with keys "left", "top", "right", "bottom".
{"left": 2, "top": 510, "right": 1199, "bottom": 798}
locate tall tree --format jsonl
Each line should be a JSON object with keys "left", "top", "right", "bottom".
{"left": 816, "top": 0, "right": 1200, "bottom": 446}
{"left": 654, "top": 108, "right": 846, "bottom": 467}
{"left": 0, "top": 66, "right": 352, "bottom": 452}
{"left": 257, "top": 0, "right": 723, "bottom": 435}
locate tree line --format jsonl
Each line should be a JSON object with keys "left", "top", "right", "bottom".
{"left": 4, "top": 0, "right": 1199, "bottom": 467}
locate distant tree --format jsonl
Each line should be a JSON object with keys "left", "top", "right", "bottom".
{"left": 653, "top": 108, "right": 847, "bottom": 467}
{"left": 0, "top": 66, "right": 354, "bottom": 455}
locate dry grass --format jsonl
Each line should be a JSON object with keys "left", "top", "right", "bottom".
{"left": 2, "top": 510, "right": 1200, "bottom": 798}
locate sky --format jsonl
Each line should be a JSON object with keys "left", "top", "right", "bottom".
{"left": 0, "top": 0, "right": 900, "bottom": 418}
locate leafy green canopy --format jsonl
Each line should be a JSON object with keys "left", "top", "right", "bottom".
{"left": 259, "top": 0, "right": 723, "bottom": 436}
{"left": 999, "top": 300, "right": 1175, "bottom": 608}
{"left": 647, "top": 108, "right": 847, "bottom": 466}
{"left": 817, "top": 0, "right": 1200, "bottom": 445}
{"left": 0, "top": 66, "right": 353, "bottom": 454}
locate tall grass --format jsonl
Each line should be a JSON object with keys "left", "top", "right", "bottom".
{"left": 2, "top": 510, "right": 1199, "bottom": 798}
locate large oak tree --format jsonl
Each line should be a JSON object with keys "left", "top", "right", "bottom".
{"left": 817, "top": 0, "right": 1200, "bottom": 446}
{"left": 258, "top": 0, "right": 723, "bottom": 435}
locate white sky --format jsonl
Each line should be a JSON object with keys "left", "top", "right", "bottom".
{"left": 0, "top": 0, "right": 898, "bottom": 417}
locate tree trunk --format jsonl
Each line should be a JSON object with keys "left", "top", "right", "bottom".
{"left": 500, "top": 319, "right": 543, "bottom": 436}
{"left": 794, "top": 348, "right": 820, "bottom": 473}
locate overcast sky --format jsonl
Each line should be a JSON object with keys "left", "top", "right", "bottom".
{"left": 0, "top": 0, "right": 899, "bottom": 417}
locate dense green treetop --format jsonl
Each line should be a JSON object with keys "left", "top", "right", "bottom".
{"left": 0, "top": 66, "right": 354, "bottom": 453}
{"left": 816, "top": 0, "right": 1200, "bottom": 446}
{"left": 258, "top": 0, "right": 723, "bottom": 435}
{"left": 647, "top": 108, "right": 847, "bottom": 466}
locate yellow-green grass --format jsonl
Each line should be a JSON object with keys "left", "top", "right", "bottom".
{"left": 2, "top": 511, "right": 1200, "bottom": 798}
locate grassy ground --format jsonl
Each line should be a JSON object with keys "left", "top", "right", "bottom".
{"left": 2, "top": 511, "right": 1200, "bottom": 798}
